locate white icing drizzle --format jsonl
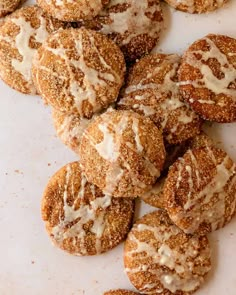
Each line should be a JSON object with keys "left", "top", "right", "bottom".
{"left": 95, "top": 123, "right": 119, "bottom": 161}
{"left": 132, "top": 118, "right": 143, "bottom": 153}
{"left": 133, "top": 103, "right": 156, "bottom": 116}
{"left": 126, "top": 219, "right": 210, "bottom": 293}
{"left": 0, "top": 12, "right": 51, "bottom": 93}
{"left": 52, "top": 165, "right": 112, "bottom": 255}
{"left": 99, "top": 0, "right": 162, "bottom": 45}
{"left": 182, "top": 36, "right": 236, "bottom": 101}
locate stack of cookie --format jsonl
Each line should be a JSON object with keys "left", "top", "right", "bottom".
{"left": 0, "top": 1, "right": 235, "bottom": 295}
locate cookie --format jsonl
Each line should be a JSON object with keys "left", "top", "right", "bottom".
{"left": 32, "top": 27, "right": 125, "bottom": 118}
{"left": 104, "top": 290, "right": 139, "bottom": 295}
{"left": 41, "top": 162, "right": 134, "bottom": 256}
{"left": 118, "top": 54, "right": 202, "bottom": 144}
{"left": 164, "top": 146, "right": 236, "bottom": 235}
{"left": 164, "top": 0, "right": 228, "bottom": 14}
{"left": 124, "top": 210, "right": 211, "bottom": 295}
{"left": 37, "top": 0, "right": 109, "bottom": 22}
{"left": 79, "top": 110, "right": 166, "bottom": 198}
{"left": 0, "top": 5, "right": 65, "bottom": 94}
{"left": 141, "top": 133, "right": 214, "bottom": 209}
{"left": 178, "top": 34, "right": 236, "bottom": 123}
{"left": 0, "top": 0, "right": 22, "bottom": 17}
{"left": 82, "top": 0, "right": 163, "bottom": 62}
{"left": 52, "top": 109, "right": 91, "bottom": 154}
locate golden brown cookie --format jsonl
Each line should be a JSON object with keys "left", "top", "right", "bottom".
{"left": 178, "top": 34, "right": 236, "bottom": 123}
{"left": 164, "top": 146, "right": 236, "bottom": 235}
{"left": 37, "top": 0, "right": 109, "bottom": 22}
{"left": 52, "top": 109, "right": 91, "bottom": 154}
{"left": 118, "top": 54, "right": 202, "bottom": 144}
{"left": 164, "top": 0, "right": 228, "bottom": 14}
{"left": 124, "top": 211, "right": 211, "bottom": 295}
{"left": 79, "top": 110, "right": 166, "bottom": 198}
{"left": 82, "top": 0, "right": 164, "bottom": 62}
{"left": 141, "top": 133, "right": 214, "bottom": 209}
{"left": 0, "top": 5, "right": 65, "bottom": 94}
{"left": 32, "top": 27, "right": 125, "bottom": 118}
{"left": 0, "top": 0, "right": 22, "bottom": 17}
{"left": 41, "top": 162, "right": 135, "bottom": 256}
{"left": 104, "top": 290, "right": 139, "bottom": 295}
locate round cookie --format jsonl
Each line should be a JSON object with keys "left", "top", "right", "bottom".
{"left": 141, "top": 133, "right": 214, "bottom": 209}
{"left": 124, "top": 210, "right": 211, "bottom": 295}
{"left": 164, "top": 146, "right": 236, "bottom": 235}
{"left": 82, "top": 0, "right": 163, "bottom": 62}
{"left": 79, "top": 110, "right": 166, "bottom": 198}
{"left": 118, "top": 54, "right": 202, "bottom": 144}
{"left": 164, "top": 0, "right": 228, "bottom": 14}
{"left": 0, "top": 0, "right": 22, "bottom": 17}
{"left": 32, "top": 27, "right": 125, "bottom": 118}
{"left": 37, "top": 0, "right": 109, "bottom": 22}
{"left": 104, "top": 290, "right": 139, "bottom": 295}
{"left": 0, "top": 5, "right": 65, "bottom": 94}
{"left": 178, "top": 34, "right": 236, "bottom": 123}
{"left": 41, "top": 162, "right": 135, "bottom": 256}
{"left": 52, "top": 109, "right": 91, "bottom": 154}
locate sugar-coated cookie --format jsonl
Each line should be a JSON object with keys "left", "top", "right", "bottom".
{"left": 41, "top": 162, "right": 134, "bottom": 255}
{"left": 141, "top": 132, "right": 215, "bottom": 209}
{"left": 0, "top": 5, "right": 65, "bottom": 94}
{"left": 124, "top": 211, "right": 211, "bottom": 294}
{"left": 118, "top": 54, "right": 202, "bottom": 144}
{"left": 164, "top": 146, "right": 236, "bottom": 235}
{"left": 178, "top": 34, "right": 236, "bottom": 122}
{"left": 79, "top": 110, "right": 166, "bottom": 198}
{"left": 83, "top": 0, "right": 163, "bottom": 62}
{"left": 32, "top": 28, "right": 125, "bottom": 118}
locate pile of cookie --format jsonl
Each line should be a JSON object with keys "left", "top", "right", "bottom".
{"left": 0, "top": 1, "right": 235, "bottom": 295}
